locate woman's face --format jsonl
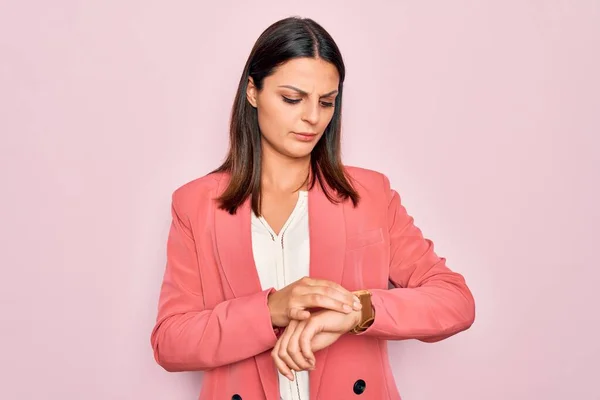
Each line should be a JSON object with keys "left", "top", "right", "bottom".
{"left": 246, "top": 57, "right": 340, "bottom": 160}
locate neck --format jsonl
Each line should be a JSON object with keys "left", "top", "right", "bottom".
{"left": 261, "top": 143, "right": 311, "bottom": 193}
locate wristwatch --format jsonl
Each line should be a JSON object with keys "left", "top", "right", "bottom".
{"left": 349, "top": 289, "right": 375, "bottom": 334}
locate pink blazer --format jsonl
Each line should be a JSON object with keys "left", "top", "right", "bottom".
{"left": 150, "top": 166, "right": 475, "bottom": 399}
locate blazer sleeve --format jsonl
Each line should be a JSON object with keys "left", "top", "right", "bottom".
{"left": 150, "top": 192, "right": 277, "bottom": 372}
{"left": 358, "top": 174, "right": 476, "bottom": 341}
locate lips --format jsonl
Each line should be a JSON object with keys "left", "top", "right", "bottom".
{"left": 293, "top": 132, "right": 318, "bottom": 142}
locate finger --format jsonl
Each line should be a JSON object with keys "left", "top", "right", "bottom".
{"left": 314, "top": 286, "right": 362, "bottom": 311}
{"left": 298, "top": 282, "right": 361, "bottom": 311}
{"left": 303, "top": 278, "right": 357, "bottom": 299}
{"left": 271, "top": 339, "right": 294, "bottom": 381}
{"left": 278, "top": 320, "right": 302, "bottom": 373}
{"left": 287, "top": 320, "right": 314, "bottom": 370}
{"left": 299, "top": 292, "right": 360, "bottom": 314}
{"left": 288, "top": 307, "right": 311, "bottom": 321}
{"left": 299, "top": 320, "right": 319, "bottom": 363}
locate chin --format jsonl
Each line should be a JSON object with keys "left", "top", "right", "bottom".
{"left": 286, "top": 150, "right": 314, "bottom": 159}
{"left": 284, "top": 144, "right": 317, "bottom": 159}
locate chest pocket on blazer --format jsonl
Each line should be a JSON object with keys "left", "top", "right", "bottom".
{"left": 346, "top": 227, "right": 384, "bottom": 251}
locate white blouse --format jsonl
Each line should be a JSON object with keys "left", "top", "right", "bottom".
{"left": 251, "top": 190, "right": 310, "bottom": 400}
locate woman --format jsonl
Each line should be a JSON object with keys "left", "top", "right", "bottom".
{"left": 150, "top": 16, "right": 475, "bottom": 400}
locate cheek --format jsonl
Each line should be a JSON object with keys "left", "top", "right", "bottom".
{"left": 258, "top": 98, "right": 296, "bottom": 135}
{"left": 318, "top": 109, "right": 336, "bottom": 131}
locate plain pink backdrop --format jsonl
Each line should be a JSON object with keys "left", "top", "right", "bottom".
{"left": 1, "top": 1, "right": 598, "bottom": 399}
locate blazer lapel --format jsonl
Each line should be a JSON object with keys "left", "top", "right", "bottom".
{"left": 214, "top": 175, "right": 263, "bottom": 298}
{"left": 213, "top": 175, "right": 280, "bottom": 399}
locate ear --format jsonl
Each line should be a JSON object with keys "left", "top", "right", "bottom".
{"left": 246, "top": 77, "right": 258, "bottom": 108}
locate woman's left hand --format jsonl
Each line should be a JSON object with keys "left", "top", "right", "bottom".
{"left": 271, "top": 309, "right": 361, "bottom": 380}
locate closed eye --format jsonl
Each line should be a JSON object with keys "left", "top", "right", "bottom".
{"left": 282, "top": 96, "right": 301, "bottom": 104}
{"left": 282, "top": 96, "right": 335, "bottom": 108}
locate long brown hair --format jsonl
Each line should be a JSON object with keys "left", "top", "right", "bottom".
{"left": 212, "top": 16, "right": 359, "bottom": 215}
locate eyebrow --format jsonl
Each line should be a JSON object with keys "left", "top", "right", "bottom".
{"left": 278, "top": 85, "right": 338, "bottom": 97}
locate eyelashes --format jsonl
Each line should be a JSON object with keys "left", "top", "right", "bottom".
{"left": 282, "top": 96, "right": 335, "bottom": 108}
{"left": 282, "top": 96, "right": 301, "bottom": 105}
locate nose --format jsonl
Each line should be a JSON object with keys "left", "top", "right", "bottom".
{"left": 301, "top": 100, "right": 320, "bottom": 125}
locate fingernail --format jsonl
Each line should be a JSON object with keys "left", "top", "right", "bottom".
{"left": 353, "top": 295, "right": 360, "bottom": 302}
{"left": 354, "top": 301, "right": 362, "bottom": 309}
{"left": 343, "top": 304, "right": 352, "bottom": 312}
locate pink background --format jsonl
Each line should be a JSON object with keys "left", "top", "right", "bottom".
{"left": 1, "top": 1, "right": 599, "bottom": 399}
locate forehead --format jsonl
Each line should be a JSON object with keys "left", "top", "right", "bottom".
{"left": 266, "top": 57, "right": 339, "bottom": 91}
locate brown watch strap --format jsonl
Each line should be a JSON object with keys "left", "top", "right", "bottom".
{"left": 350, "top": 290, "right": 375, "bottom": 334}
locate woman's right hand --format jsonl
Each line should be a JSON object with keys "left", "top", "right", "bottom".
{"left": 267, "top": 276, "right": 362, "bottom": 327}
